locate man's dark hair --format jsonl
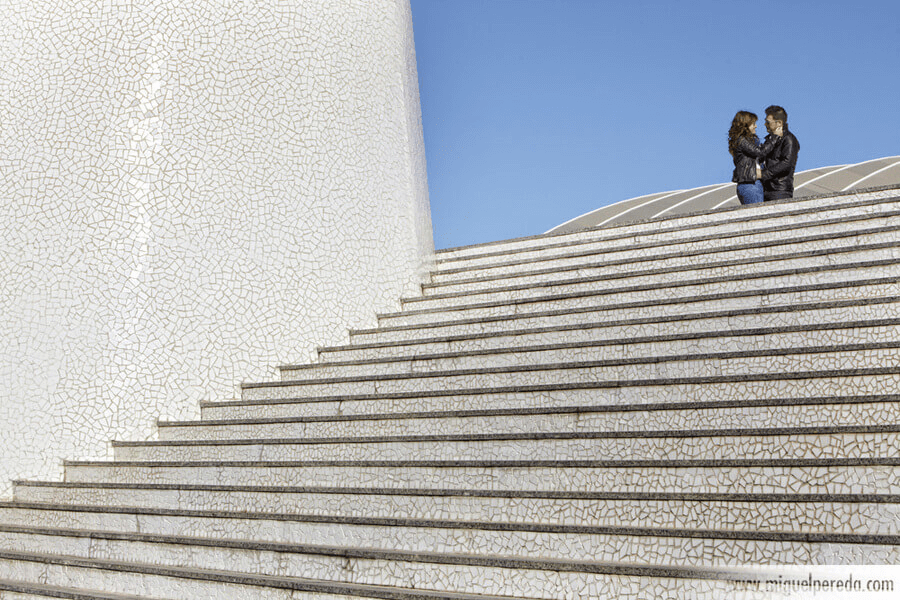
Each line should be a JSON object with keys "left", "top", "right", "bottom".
{"left": 765, "top": 105, "right": 788, "bottom": 124}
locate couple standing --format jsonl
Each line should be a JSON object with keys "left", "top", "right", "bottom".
{"left": 728, "top": 105, "right": 800, "bottom": 205}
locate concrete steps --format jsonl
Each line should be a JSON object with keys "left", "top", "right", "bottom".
{"left": 191, "top": 396, "right": 900, "bottom": 437}
{"left": 280, "top": 323, "right": 899, "bottom": 381}
{"left": 0, "top": 550, "right": 516, "bottom": 600}
{"left": 244, "top": 345, "right": 900, "bottom": 400}
{"left": 422, "top": 229, "right": 900, "bottom": 293}
{"left": 432, "top": 190, "right": 897, "bottom": 262}
{"left": 209, "top": 372, "right": 900, "bottom": 420}
{"left": 10, "top": 486, "right": 900, "bottom": 535}
{"left": 0, "top": 579, "right": 158, "bottom": 600}
{"left": 0, "top": 507, "right": 897, "bottom": 571}
{"left": 116, "top": 428, "right": 900, "bottom": 463}
{"left": 60, "top": 457, "right": 900, "bottom": 495}
{"left": 350, "top": 285, "right": 900, "bottom": 345}
{"left": 324, "top": 301, "right": 900, "bottom": 362}
{"left": 380, "top": 262, "right": 900, "bottom": 328}
{"left": 0, "top": 548, "right": 798, "bottom": 600}
{"left": 3, "top": 187, "right": 899, "bottom": 598}
{"left": 431, "top": 214, "right": 900, "bottom": 277}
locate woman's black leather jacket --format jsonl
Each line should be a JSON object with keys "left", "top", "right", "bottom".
{"left": 731, "top": 136, "right": 769, "bottom": 184}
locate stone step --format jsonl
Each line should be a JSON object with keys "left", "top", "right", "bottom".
{"left": 434, "top": 201, "right": 900, "bottom": 273}
{"left": 389, "top": 256, "right": 900, "bottom": 325}
{"left": 422, "top": 218, "right": 900, "bottom": 295}
{"left": 129, "top": 427, "right": 900, "bottom": 463}
{"left": 326, "top": 300, "right": 900, "bottom": 363}
{"left": 62, "top": 458, "right": 900, "bottom": 495}
{"left": 242, "top": 345, "right": 900, "bottom": 401}
{"left": 380, "top": 264, "right": 900, "bottom": 329}
{"left": 427, "top": 224, "right": 900, "bottom": 288}
{"left": 197, "top": 393, "right": 899, "bottom": 433}
{"left": 0, "top": 579, "right": 153, "bottom": 600}
{"left": 349, "top": 286, "right": 900, "bottom": 346}
{"left": 4, "top": 188, "right": 896, "bottom": 598}
{"left": 0, "top": 523, "right": 895, "bottom": 595}
{"left": 279, "top": 323, "right": 899, "bottom": 382}
{"left": 13, "top": 483, "right": 900, "bottom": 536}
{"left": 0, "top": 547, "right": 807, "bottom": 600}
{"left": 217, "top": 372, "right": 900, "bottom": 421}
{"left": 0, "top": 506, "right": 897, "bottom": 568}
{"left": 0, "top": 551, "right": 518, "bottom": 600}
{"left": 433, "top": 190, "right": 898, "bottom": 263}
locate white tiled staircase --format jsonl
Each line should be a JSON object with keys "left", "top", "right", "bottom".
{"left": 2, "top": 188, "right": 899, "bottom": 599}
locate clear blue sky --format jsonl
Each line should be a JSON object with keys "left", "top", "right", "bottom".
{"left": 410, "top": 0, "right": 900, "bottom": 249}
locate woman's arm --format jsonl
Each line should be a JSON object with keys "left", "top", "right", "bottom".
{"left": 735, "top": 136, "right": 767, "bottom": 159}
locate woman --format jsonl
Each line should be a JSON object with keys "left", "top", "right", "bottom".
{"left": 728, "top": 110, "right": 768, "bottom": 205}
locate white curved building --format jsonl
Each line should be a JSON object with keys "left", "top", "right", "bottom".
{"left": 0, "top": 0, "right": 432, "bottom": 494}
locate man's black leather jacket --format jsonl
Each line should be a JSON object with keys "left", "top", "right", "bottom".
{"left": 761, "top": 128, "right": 800, "bottom": 199}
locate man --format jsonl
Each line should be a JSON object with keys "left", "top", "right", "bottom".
{"left": 758, "top": 105, "right": 800, "bottom": 201}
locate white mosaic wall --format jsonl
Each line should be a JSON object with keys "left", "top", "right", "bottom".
{"left": 0, "top": 0, "right": 432, "bottom": 495}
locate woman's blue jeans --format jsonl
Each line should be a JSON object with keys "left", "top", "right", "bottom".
{"left": 737, "top": 181, "right": 764, "bottom": 205}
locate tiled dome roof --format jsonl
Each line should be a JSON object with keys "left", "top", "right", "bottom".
{"left": 548, "top": 155, "right": 900, "bottom": 233}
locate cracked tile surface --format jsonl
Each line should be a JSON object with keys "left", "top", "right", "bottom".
{"left": 0, "top": 0, "right": 431, "bottom": 496}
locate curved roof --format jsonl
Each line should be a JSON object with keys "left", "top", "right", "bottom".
{"left": 547, "top": 155, "right": 900, "bottom": 234}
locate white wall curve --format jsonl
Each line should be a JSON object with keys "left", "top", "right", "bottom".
{"left": 0, "top": 0, "right": 432, "bottom": 495}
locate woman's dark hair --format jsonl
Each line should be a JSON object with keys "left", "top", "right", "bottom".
{"left": 728, "top": 110, "right": 758, "bottom": 156}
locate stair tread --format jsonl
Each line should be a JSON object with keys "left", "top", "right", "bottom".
{"left": 145, "top": 423, "right": 900, "bottom": 439}
{"left": 2, "top": 522, "right": 897, "bottom": 555}
{"left": 387, "top": 259, "right": 900, "bottom": 318}
{"left": 227, "top": 367, "right": 900, "bottom": 407}
{"left": 199, "top": 392, "right": 900, "bottom": 414}
{"left": 63, "top": 457, "right": 900, "bottom": 467}
{"left": 0, "top": 503, "right": 900, "bottom": 548}
{"left": 245, "top": 342, "right": 900, "bottom": 389}
{"left": 353, "top": 279, "right": 900, "bottom": 335}
{"left": 334, "top": 297, "right": 900, "bottom": 350}
{"left": 0, "top": 577, "right": 160, "bottom": 600}
{"left": 430, "top": 220, "right": 900, "bottom": 279}
{"left": 280, "top": 318, "right": 900, "bottom": 371}
{"left": 433, "top": 191, "right": 900, "bottom": 263}
{"left": 0, "top": 546, "right": 806, "bottom": 594}
{"left": 424, "top": 233, "right": 900, "bottom": 289}
{"left": 16, "top": 481, "right": 900, "bottom": 502}
{"left": 0, "top": 550, "right": 540, "bottom": 600}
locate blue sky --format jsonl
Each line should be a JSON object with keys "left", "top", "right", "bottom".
{"left": 410, "top": 0, "right": 900, "bottom": 249}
